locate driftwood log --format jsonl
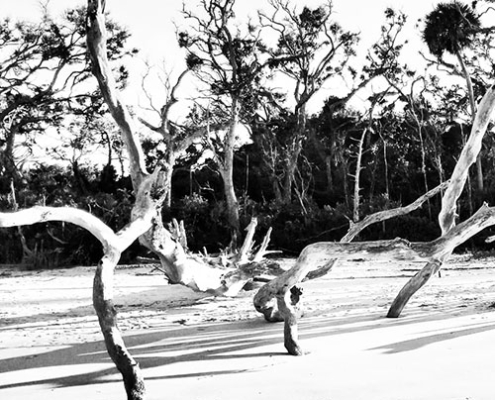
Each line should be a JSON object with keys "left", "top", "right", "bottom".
{"left": 0, "top": 204, "right": 155, "bottom": 399}
{"left": 254, "top": 83, "right": 495, "bottom": 355}
{"left": 255, "top": 203, "right": 495, "bottom": 354}
{"left": 386, "top": 83, "right": 495, "bottom": 317}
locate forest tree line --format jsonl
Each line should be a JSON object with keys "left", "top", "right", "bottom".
{"left": 1, "top": 0, "right": 495, "bottom": 267}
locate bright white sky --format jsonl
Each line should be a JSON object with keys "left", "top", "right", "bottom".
{"left": 4, "top": 0, "right": 438, "bottom": 65}
{"left": 3, "top": 0, "right": 442, "bottom": 168}
{"left": 4, "top": 0, "right": 442, "bottom": 111}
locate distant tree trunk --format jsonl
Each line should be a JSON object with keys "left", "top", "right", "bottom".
{"left": 0, "top": 124, "right": 22, "bottom": 184}
{"left": 163, "top": 150, "right": 176, "bottom": 210}
{"left": 281, "top": 136, "right": 303, "bottom": 204}
{"left": 456, "top": 49, "right": 483, "bottom": 191}
{"left": 216, "top": 101, "right": 241, "bottom": 239}
{"left": 281, "top": 105, "right": 307, "bottom": 204}
{"left": 353, "top": 127, "right": 368, "bottom": 222}
{"left": 379, "top": 132, "right": 390, "bottom": 200}
{"left": 324, "top": 154, "right": 333, "bottom": 193}
{"left": 409, "top": 110, "right": 431, "bottom": 219}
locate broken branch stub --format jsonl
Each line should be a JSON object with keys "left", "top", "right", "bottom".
{"left": 277, "top": 285, "right": 304, "bottom": 356}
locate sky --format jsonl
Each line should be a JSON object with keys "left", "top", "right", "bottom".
{"left": 2, "top": 0, "right": 442, "bottom": 168}
{"left": 3, "top": 0, "right": 438, "bottom": 67}
{"left": 3, "top": 0, "right": 441, "bottom": 104}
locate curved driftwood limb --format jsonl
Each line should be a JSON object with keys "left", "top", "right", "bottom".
{"left": 305, "top": 181, "right": 451, "bottom": 281}
{"left": 93, "top": 251, "right": 146, "bottom": 400}
{"left": 0, "top": 204, "right": 153, "bottom": 400}
{"left": 341, "top": 180, "right": 451, "bottom": 243}
{"left": 388, "top": 84, "right": 495, "bottom": 317}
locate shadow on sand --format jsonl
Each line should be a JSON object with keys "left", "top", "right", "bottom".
{"left": 1, "top": 294, "right": 495, "bottom": 391}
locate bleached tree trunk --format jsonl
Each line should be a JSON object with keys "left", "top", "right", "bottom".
{"left": 223, "top": 102, "right": 241, "bottom": 236}
{"left": 254, "top": 180, "right": 449, "bottom": 322}
{"left": 255, "top": 202, "right": 495, "bottom": 354}
{"left": 86, "top": 2, "right": 276, "bottom": 395}
{"left": 456, "top": 49, "right": 483, "bottom": 191}
{"left": 352, "top": 127, "right": 368, "bottom": 222}
{"left": 204, "top": 100, "right": 242, "bottom": 239}
{"left": 387, "top": 83, "right": 495, "bottom": 317}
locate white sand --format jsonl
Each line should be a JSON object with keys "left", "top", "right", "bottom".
{"left": 1, "top": 257, "right": 495, "bottom": 399}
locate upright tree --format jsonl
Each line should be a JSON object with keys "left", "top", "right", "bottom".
{"left": 179, "top": 0, "right": 269, "bottom": 241}
{"left": 259, "top": 0, "right": 359, "bottom": 204}
{"left": 137, "top": 63, "right": 207, "bottom": 209}
{"left": 0, "top": 5, "right": 132, "bottom": 192}
{"left": 422, "top": 1, "right": 483, "bottom": 189}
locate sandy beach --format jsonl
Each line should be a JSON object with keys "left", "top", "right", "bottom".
{"left": 1, "top": 256, "right": 495, "bottom": 399}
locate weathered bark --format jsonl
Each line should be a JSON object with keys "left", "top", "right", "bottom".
{"left": 216, "top": 102, "right": 241, "bottom": 238}
{"left": 305, "top": 180, "right": 450, "bottom": 281}
{"left": 0, "top": 203, "right": 154, "bottom": 399}
{"left": 86, "top": 0, "right": 148, "bottom": 188}
{"left": 352, "top": 127, "right": 368, "bottom": 222}
{"left": 441, "top": 84, "right": 492, "bottom": 231}
{"left": 277, "top": 285, "right": 304, "bottom": 356}
{"left": 93, "top": 252, "right": 146, "bottom": 400}
{"left": 386, "top": 83, "right": 495, "bottom": 317}
{"left": 456, "top": 49, "right": 483, "bottom": 191}
{"left": 386, "top": 259, "right": 443, "bottom": 318}
{"left": 255, "top": 202, "right": 495, "bottom": 352}
{"left": 0, "top": 123, "right": 23, "bottom": 182}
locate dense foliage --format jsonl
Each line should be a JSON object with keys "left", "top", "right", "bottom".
{"left": 2, "top": 0, "right": 495, "bottom": 268}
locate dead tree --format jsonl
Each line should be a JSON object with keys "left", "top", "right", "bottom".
{"left": 0, "top": 202, "right": 155, "bottom": 399}
{"left": 253, "top": 82, "right": 495, "bottom": 355}
{"left": 0, "top": 1, "right": 277, "bottom": 398}
{"left": 387, "top": 82, "right": 495, "bottom": 317}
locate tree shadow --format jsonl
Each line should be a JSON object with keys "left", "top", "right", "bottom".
{"left": 2, "top": 272, "right": 495, "bottom": 394}
{"left": 1, "top": 296, "right": 494, "bottom": 392}
{"left": 368, "top": 320, "right": 495, "bottom": 354}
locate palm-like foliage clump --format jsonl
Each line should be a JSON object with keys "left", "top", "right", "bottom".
{"left": 422, "top": 1, "right": 480, "bottom": 58}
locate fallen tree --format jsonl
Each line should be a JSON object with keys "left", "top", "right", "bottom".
{"left": 0, "top": 1, "right": 285, "bottom": 398}
{"left": 1, "top": 5, "right": 494, "bottom": 400}
{"left": 253, "top": 81, "right": 495, "bottom": 355}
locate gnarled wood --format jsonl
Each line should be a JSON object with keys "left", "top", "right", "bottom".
{"left": 388, "top": 83, "right": 495, "bottom": 317}
{"left": 387, "top": 259, "right": 443, "bottom": 318}
{"left": 277, "top": 285, "right": 304, "bottom": 356}
{"left": 0, "top": 202, "right": 153, "bottom": 400}
{"left": 254, "top": 203, "right": 495, "bottom": 352}
{"left": 86, "top": 0, "right": 275, "bottom": 298}
{"left": 305, "top": 180, "right": 450, "bottom": 281}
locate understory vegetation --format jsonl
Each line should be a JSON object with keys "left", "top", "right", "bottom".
{"left": 2, "top": 0, "right": 495, "bottom": 268}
